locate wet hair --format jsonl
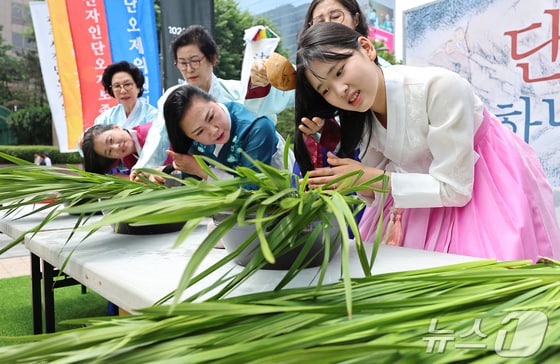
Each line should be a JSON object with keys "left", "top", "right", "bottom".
{"left": 163, "top": 84, "right": 215, "bottom": 155}
{"left": 81, "top": 124, "right": 120, "bottom": 174}
{"left": 101, "top": 61, "right": 145, "bottom": 98}
{"left": 294, "top": 22, "right": 375, "bottom": 175}
{"left": 171, "top": 25, "right": 218, "bottom": 64}
{"left": 301, "top": 0, "right": 369, "bottom": 38}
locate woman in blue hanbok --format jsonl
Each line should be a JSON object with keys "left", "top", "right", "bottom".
{"left": 93, "top": 61, "right": 158, "bottom": 130}
{"left": 163, "top": 84, "right": 292, "bottom": 182}
{"left": 134, "top": 25, "right": 293, "bottom": 179}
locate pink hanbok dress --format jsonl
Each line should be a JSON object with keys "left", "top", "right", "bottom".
{"left": 358, "top": 66, "right": 560, "bottom": 262}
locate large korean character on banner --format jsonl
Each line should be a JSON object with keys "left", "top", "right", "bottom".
{"left": 404, "top": 0, "right": 560, "bottom": 209}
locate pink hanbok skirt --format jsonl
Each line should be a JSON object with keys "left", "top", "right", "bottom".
{"left": 359, "top": 109, "right": 560, "bottom": 262}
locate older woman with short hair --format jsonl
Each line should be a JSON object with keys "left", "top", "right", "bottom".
{"left": 94, "top": 60, "right": 158, "bottom": 129}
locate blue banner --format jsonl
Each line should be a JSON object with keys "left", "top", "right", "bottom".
{"left": 103, "top": 0, "right": 161, "bottom": 107}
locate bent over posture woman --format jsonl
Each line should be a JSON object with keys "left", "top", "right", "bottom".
{"left": 294, "top": 22, "right": 560, "bottom": 262}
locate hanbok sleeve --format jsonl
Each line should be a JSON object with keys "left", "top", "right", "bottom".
{"left": 238, "top": 116, "right": 278, "bottom": 168}
{"left": 391, "top": 70, "right": 481, "bottom": 208}
{"left": 93, "top": 107, "right": 113, "bottom": 126}
{"left": 133, "top": 87, "right": 177, "bottom": 169}
{"left": 244, "top": 87, "right": 295, "bottom": 123}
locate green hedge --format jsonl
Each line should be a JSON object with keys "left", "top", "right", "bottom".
{"left": 0, "top": 145, "right": 82, "bottom": 165}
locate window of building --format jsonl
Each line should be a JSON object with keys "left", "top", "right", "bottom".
{"left": 11, "top": 31, "right": 26, "bottom": 53}
{"left": 11, "top": 3, "right": 25, "bottom": 25}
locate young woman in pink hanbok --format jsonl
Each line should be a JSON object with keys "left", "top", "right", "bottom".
{"left": 294, "top": 22, "right": 560, "bottom": 262}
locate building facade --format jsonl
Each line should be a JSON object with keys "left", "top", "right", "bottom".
{"left": 236, "top": 0, "right": 396, "bottom": 62}
{"left": 0, "top": 0, "right": 33, "bottom": 55}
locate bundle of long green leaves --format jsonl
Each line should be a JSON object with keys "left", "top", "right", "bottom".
{"left": 0, "top": 153, "right": 169, "bottom": 253}
{"left": 0, "top": 151, "right": 383, "bottom": 316}
{"left": 0, "top": 259, "right": 558, "bottom": 363}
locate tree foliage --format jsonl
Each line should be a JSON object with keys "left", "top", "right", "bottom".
{"left": 373, "top": 39, "right": 400, "bottom": 65}
{"left": 0, "top": 22, "right": 45, "bottom": 111}
{"left": 213, "top": 0, "right": 287, "bottom": 80}
{"left": 16, "top": 24, "right": 46, "bottom": 108}
{"left": 5, "top": 106, "right": 52, "bottom": 145}
{"left": 0, "top": 25, "right": 21, "bottom": 109}
{"left": 1, "top": 22, "right": 49, "bottom": 145}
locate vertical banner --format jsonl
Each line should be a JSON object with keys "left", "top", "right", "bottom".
{"left": 404, "top": 0, "right": 560, "bottom": 197}
{"left": 46, "top": 0, "right": 83, "bottom": 152}
{"left": 160, "top": 0, "right": 215, "bottom": 90}
{"left": 65, "top": 0, "right": 115, "bottom": 131}
{"left": 41, "top": 0, "right": 161, "bottom": 151}
{"left": 103, "top": 0, "right": 161, "bottom": 107}
{"left": 29, "top": 2, "right": 69, "bottom": 151}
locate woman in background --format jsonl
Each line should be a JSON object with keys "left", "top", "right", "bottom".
{"left": 78, "top": 61, "right": 158, "bottom": 175}
{"left": 93, "top": 61, "right": 158, "bottom": 129}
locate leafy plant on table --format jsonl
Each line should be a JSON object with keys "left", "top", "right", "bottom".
{"left": 0, "top": 152, "right": 168, "bottom": 252}
{"left": 0, "top": 151, "right": 387, "bottom": 317}
{"left": 1, "top": 259, "right": 559, "bottom": 363}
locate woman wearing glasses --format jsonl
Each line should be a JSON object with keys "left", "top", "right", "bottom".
{"left": 93, "top": 61, "right": 158, "bottom": 130}
{"left": 134, "top": 25, "right": 293, "bottom": 183}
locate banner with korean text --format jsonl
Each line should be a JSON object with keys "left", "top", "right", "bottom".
{"left": 42, "top": 0, "right": 84, "bottom": 153}
{"left": 65, "top": 0, "right": 114, "bottom": 133}
{"left": 39, "top": 0, "right": 161, "bottom": 152}
{"left": 403, "top": 0, "right": 560, "bottom": 198}
{"left": 103, "top": 0, "right": 161, "bottom": 106}
{"left": 29, "top": 2, "right": 70, "bottom": 151}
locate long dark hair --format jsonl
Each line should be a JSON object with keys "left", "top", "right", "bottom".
{"left": 295, "top": 22, "right": 375, "bottom": 175}
{"left": 81, "top": 124, "right": 120, "bottom": 174}
{"left": 301, "top": 0, "right": 369, "bottom": 38}
{"left": 164, "top": 84, "right": 215, "bottom": 155}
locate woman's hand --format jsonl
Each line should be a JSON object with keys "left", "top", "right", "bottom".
{"left": 299, "top": 116, "right": 325, "bottom": 136}
{"left": 306, "top": 152, "right": 387, "bottom": 193}
{"left": 250, "top": 59, "right": 269, "bottom": 87}
{"left": 130, "top": 167, "right": 166, "bottom": 184}
{"left": 168, "top": 150, "right": 207, "bottom": 180}
{"left": 148, "top": 167, "right": 166, "bottom": 184}
{"left": 307, "top": 152, "right": 360, "bottom": 189}
{"left": 130, "top": 170, "right": 144, "bottom": 182}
